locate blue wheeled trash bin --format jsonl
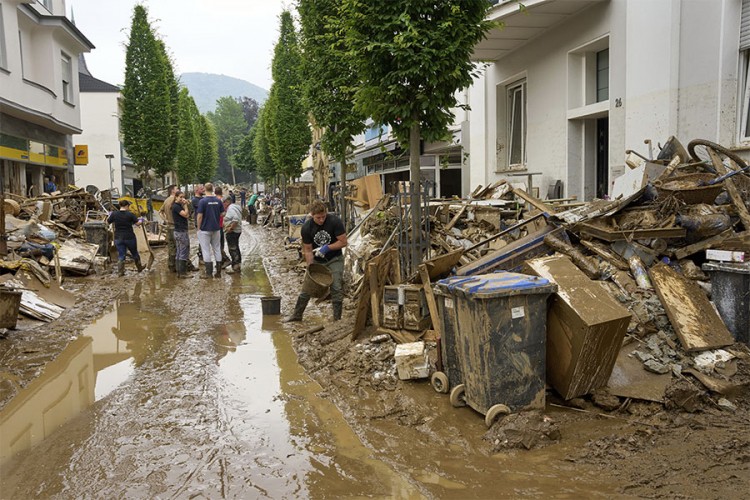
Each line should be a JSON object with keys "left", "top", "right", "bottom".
{"left": 434, "top": 273, "right": 556, "bottom": 427}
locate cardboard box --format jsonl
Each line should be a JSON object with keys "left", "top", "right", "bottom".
{"left": 525, "top": 255, "right": 632, "bottom": 400}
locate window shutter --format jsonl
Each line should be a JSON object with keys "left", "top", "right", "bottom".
{"left": 742, "top": 0, "right": 750, "bottom": 50}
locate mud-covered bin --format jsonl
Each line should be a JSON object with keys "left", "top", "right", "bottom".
{"left": 433, "top": 282, "right": 465, "bottom": 393}
{"left": 0, "top": 289, "right": 22, "bottom": 329}
{"left": 437, "top": 273, "right": 556, "bottom": 423}
{"left": 702, "top": 261, "right": 750, "bottom": 345}
{"left": 83, "top": 221, "right": 110, "bottom": 258}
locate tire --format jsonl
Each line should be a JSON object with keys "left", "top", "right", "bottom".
{"left": 449, "top": 384, "right": 466, "bottom": 408}
{"left": 687, "top": 139, "right": 748, "bottom": 169}
{"left": 431, "top": 371, "right": 449, "bottom": 394}
{"left": 484, "top": 404, "right": 511, "bottom": 428}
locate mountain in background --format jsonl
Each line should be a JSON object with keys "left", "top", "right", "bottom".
{"left": 180, "top": 72, "right": 268, "bottom": 114}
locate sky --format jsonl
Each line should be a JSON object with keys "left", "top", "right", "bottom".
{"left": 69, "top": 0, "right": 287, "bottom": 90}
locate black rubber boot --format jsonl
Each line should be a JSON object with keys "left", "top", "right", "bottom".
{"left": 333, "top": 302, "right": 343, "bottom": 321}
{"left": 117, "top": 260, "right": 125, "bottom": 277}
{"left": 201, "top": 262, "right": 213, "bottom": 279}
{"left": 282, "top": 296, "right": 309, "bottom": 323}
{"left": 176, "top": 260, "right": 188, "bottom": 278}
{"left": 214, "top": 263, "right": 221, "bottom": 278}
{"left": 135, "top": 258, "right": 144, "bottom": 272}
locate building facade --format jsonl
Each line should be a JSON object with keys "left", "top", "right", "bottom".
{"left": 469, "top": 0, "right": 747, "bottom": 201}
{"left": 0, "top": 0, "right": 93, "bottom": 196}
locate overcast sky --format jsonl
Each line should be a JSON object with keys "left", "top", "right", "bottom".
{"left": 70, "top": 0, "right": 286, "bottom": 90}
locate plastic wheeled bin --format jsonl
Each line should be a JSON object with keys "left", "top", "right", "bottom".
{"left": 435, "top": 272, "right": 556, "bottom": 427}
{"left": 432, "top": 281, "right": 465, "bottom": 396}
{"left": 702, "top": 262, "right": 750, "bottom": 345}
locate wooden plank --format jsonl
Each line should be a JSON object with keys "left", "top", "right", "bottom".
{"left": 363, "top": 174, "right": 384, "bottom": 208}
{"left": 352, "top": 264, "right": 371, "bottom": 341}
{"left": 444, "top": 200, "right": 470, "bottom": 230}
{"left": 418, "top": 264, "right": 441, "bottom": 340}
{"left": 368, "top": 261, "right": 381, "bottom": 328}
{"left": 579, "top": 223, "right": 686, "bottom": 242}
{"left": 649, "top": 263, "right": 734, "bottom": 352}
{"left": 710, "top": 151, "right": 750, "bottom": 229}
{"left": 57, "top": 239, "right": 98, "bottom": 274}
{"left": 580, "top": 240, "right": 630, "bottom": 271}
{"left": 512, "top": 188, "right": 554, "bottom": 214}
{"left": 673, "top": 228, "right": 735, "bottom": 260}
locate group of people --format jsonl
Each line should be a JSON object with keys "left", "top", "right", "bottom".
{"left": 108, "top": 183, "right": 348, "bottom": 323}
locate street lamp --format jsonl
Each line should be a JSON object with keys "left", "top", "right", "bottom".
{"left": 105, "top": 154, "right": 115, "bottom": 191}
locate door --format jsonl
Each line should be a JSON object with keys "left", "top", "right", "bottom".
{"left": 596, "top": 118, "right": 609, "bottom": 198}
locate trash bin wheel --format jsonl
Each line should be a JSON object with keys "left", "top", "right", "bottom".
{"left": 431, "top": 371, "right": 449, "bottom": 394}
{"left": 484, "top": 403, "right": 511, "bottom": 428}
{"left": 449, "top": 384, "right": 466, "bottom": 407}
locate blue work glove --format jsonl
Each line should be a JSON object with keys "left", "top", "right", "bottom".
{"left": 314, "top": 244, "right": 330, "bottom": 258}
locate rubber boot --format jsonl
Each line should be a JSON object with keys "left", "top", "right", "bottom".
{"left": 176, "top": 260, "right": 188, "bottom": 278}
{"left": 221, "top": 252, "right": 232, "bottom": 269}
{"left": 201, "top": 262, "right": 213, "bottom": 279}
{"left": 333, "top": 301, "right": 343, "bottom": 321}
{"left": 117, "top": 260, "right": 125, "bottom": 277}
{"left": 214, "top": 263, "right": 222, "bottom": 278}
{"left": 135, "top": 257, "right": 144, "bottom": 272}
{"left": 282, "top": 296, "right": 309, "bottom": 323}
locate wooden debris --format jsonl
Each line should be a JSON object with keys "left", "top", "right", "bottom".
{"left": 649, "top": 263, "right": 734, "bottom": 352}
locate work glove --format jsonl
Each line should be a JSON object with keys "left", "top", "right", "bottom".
{"left": 314, "top": 244, "right": 330, "bottom": 258}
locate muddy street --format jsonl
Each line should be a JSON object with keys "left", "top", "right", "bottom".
{"left": 1, "top": 224, "right": 748, "bottom": 498}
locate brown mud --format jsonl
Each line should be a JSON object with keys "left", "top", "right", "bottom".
{"left": 0, "top": 224, "right": 747, "bottom": 498}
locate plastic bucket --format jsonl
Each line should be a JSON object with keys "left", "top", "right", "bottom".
{"left": 261, "top": 296, "right": 281, "bottom": 315}
{"left": 0, "top": 289, "right": 23, "bottom": 329}
{"left": 302, "top": 263, "right": 333, "bottom": 298}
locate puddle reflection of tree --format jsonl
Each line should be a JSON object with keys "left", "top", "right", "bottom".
{"left": 110, "top": 281, "right": 172, "bottom": 366}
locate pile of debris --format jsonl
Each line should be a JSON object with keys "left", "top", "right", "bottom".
{"left": 341, "top": 136, "right": 749, "bottom": 425}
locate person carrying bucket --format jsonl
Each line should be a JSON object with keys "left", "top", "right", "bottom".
{"left": 283, "top": 200, "right": 348, "bottom": 322}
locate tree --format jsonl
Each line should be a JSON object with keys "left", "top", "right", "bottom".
{"left": 156, "top": 40, "right": 180, "bottom": 181}
{"left": 266, "top": 11, "right": 311, "bottom": 181}
{"left": 121, "top": 5, "right": 177, "bottom": 189}
{"left": 196, "top": 115, "right": 218, "bottom": 183}
{"left": 253, "top": 106, "right": 276, "bottom": 182}
{"left": 234, "top": 126, "right": 257, "bottom": 174}
{"left": 175, "top": 87, "right": 200, "bottom": 188}
{"left": 341, "top": 0, "right": 494, "bottom": 268}
{"left": 239, "top": 96, "right": 260, "bottom": 129}
{"left": 299, "top": 0, "right": 367, "bottom": 228}
{"left": 210, "top": 96, "right": 248, "bottom": 184}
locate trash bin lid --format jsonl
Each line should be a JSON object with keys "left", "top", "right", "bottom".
{"left": 437, "top": 272, "right": 556, "bottom": 298}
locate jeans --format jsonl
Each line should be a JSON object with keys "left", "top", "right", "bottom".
{"left": 226, "top": 231, "right": 241, "bottom": 266}
{"left": 115, "top": 238, "right": 140, "bottom": 262}
{"left": 174, "top": 230, "right": 190, "bottom": 261}
{"left": 300, "top": 255, "right": 344, "bottom": 304}
{"left": 166, "top": 225, "right": 176, "bottom": 269}
{"left": 197, "top": 230, "right": 221, "bottom": 263}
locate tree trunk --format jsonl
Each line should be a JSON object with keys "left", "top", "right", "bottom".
{"left": 409, "top": 120, "right": 421, "bottom": 272}
{"left": 340, "top": 154, "right": 347, "bottom": 231}
{"left": 231, "top": 163, "right": 236, "bottom": 185}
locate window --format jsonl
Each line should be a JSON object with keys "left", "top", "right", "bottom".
{"left": 364, "top": 123, "right": 387, "bottom": 142}
{"left": 740, "top": 50, "right": 750, "bottom": 141}
{"left": 61, "top": 52, "right": 72, "bottom": 103}
{"left": 41, "top": 0, "right": 53, "bottom": 12}
{"left": 0, "top": 5, "right": 7, "bottom": 70}
{"left": 596, "top": 49, "right": 609, "bottom": 102}
{"left": 507, "top": 80, "right": 526, "bottom": 166}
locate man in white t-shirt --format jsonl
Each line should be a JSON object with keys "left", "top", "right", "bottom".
{"left": 222, "top": 195, "right": 244, "bottom": 273}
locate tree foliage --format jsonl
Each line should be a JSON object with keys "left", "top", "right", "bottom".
{"left": 209, "top": 96, "right": 248, "bottom": 183}
{"left": 340, "top": 0, "right": 493, "bottom": 145}
{"left": 239, "top": 96, "right": 260, "bottom": 129}
{"left": 175, "top": 87, "right": 200, "bottom": 186}
{"left": 121, "top": 5, "right": 177, "bottom": 182}
{"left": 265, "top": 11, "right": 311, "bottom": 179}
{"left": 299, "top": 0, "right": 365, "bottom": 164}
{"left": 252, "top": 106, "right": 276, "bottom": 181}
{"left": 233, "top": 125, "right": 257, "bottom": 174}
{"left": 196, "top": 115, "right": 218, "bottom": 183}
{"left": 156, "top": 40, "right": 180, "bottom": 179}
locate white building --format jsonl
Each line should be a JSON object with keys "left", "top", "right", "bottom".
{"left": 0, "top": 0, "right": 93, "bottom": 196}
{"left": 468, "top": 0, "right": 747, "bottom": 201}
{"left": 74, "top": 56, "right": 125, "bottom": 194}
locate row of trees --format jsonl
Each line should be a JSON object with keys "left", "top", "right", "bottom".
{"left": 233, "top": 2, "right": 493, "bottom": 232}
{"left": 121, "top": 5, "right": 218, "bottom": 190}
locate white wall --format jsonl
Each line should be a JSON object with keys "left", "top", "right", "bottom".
{"left": 468, "top": 0, "right": 744, "bottom": 200}
{"left": 74, "top": 92, "right": 123, "bottom": 192}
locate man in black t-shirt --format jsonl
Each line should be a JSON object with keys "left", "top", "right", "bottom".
{"left": 107, "top": 199, "right": 144, "bottom": 276}
{"left": 283, "top": 200, "right": 348, "bottom": 322}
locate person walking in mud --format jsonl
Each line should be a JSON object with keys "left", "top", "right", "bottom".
{"left": 172, "top": 190, "right": 191, "bottom": 278}
{"left": 284, "top": 200, "right": 347, "bottom": 322}
{"left": 214, "top": 186, "right": 232, "bottom": 268}
{"left": 196, "top": 182, "right": 225, "bottom": 279}
{"left": 108, "top": 199, "right": 144, "bottom": 276}
{"left": 159, "top": 184, "right": 177, "bottom": 273}
{"left": 222, "top": 194, "right": 243, "bottom": 273}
